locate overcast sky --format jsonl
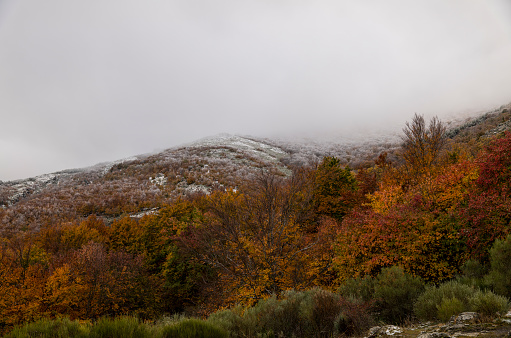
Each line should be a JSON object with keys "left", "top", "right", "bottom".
{"left": 1, "top": 0, "right": 511, "bottom": 181}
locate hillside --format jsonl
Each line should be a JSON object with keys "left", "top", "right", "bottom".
{"left": 2, "top": 104, "right": 511, "bottom": 336}
{"left": 1, "top": 103, "right": 510, "bottom": 230}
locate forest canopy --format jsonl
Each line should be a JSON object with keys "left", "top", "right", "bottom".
{"left": 1, "top": 111, "right": 511, "bottom": 335}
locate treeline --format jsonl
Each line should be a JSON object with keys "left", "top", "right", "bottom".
{"left": 2, "top": 114, "right": 511, "bottom": 335}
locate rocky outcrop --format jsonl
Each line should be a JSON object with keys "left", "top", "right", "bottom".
{"left": 364, "top": 312, "right": 511, "bottom": 337}
{"left": 366, "top": 325, "right": 403, "bottom": 337}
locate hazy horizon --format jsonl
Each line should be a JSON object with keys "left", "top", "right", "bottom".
{"left": 1, "top": 1, "right": 511, "bottom": 181}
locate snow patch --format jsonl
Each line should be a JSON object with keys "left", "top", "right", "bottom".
{"left": 186, "top": 134, "right": 287, "bottom": 163}
{"left": 176, "top": 181, "right": 211, "bottom": 195}
{"left": 130, "top": 208, "right": 159, "bottom": 219}
{"left": 149, "top": 174, "right": 167, "bottom": 186}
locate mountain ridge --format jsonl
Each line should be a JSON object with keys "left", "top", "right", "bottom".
{"left": 1, "top": 103, "right": 510, "bottom": 230}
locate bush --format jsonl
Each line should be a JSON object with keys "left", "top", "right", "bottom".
{"left": 311, "top": 289, "right": 343, "bottom": 336}
{"left": 414, "top": 280, "right": 474, "bottom": 321}
{"left": 156, "top": 313, "right": 190, "bottom": 327}
{"left": 373, "top": 266, "right": 425, "bottom": 323}
{"left": 469, "top": 290, "right": 509, "bottom": 317}
{"left": 207, "top": 307, "right": 245, "bottom": 336}
{"left": 89, "top": 317, "right": 151, "bottom": 338}
{"left": 338, "top": 266, "right": 425, "bottom": 324}
{"left": 245, "top": 291, "right": 312, "bottom": 337}
{"left": 414, "top": 280, "right": 509, "bottom": 322}
{"left": 486, "top": 235, "right": 511, "bottom": 298}
{"left": 161, "top": 319, "right": 227, "bottom": 338}
{"left": 334, "top": 297, "right": 375, "bottom": 337}
{"left": 5, "top": 318, "right": 88, "bottom": 338}
{"left": 457, "top": 259, "right": 488, "bottom": 289}
{"left": 338, "top": 276, "right": 375, "bottom": 302}
{"left": 208, "top": 289, "right": 349, "bottom": 338}
{"left": 437, "top": 297, "right": 465, "bottom": 322}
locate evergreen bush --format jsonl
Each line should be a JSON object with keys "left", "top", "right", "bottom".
{"left": 437, "top": 297, "right": 465, "bottom": 322}
{"left": 457, "top": 259, "right": 488, "bottom": 289}
{"left": 486, "top": 235, "right": 511, "bottom": 298}
{"left": 161, "top": 319, "right": 227, "bottom": 338}
{"left": 207, "top": 307, "right": 245, "bottom": 337}
{"left": 89, "top": 317, "right": 151, "bottom": 338}
{"left": 469, "top": 290, "right": 509, "bottom": 317}
{"left": 414, "top": 280, "right": 474, "bottom": 321}
{"left": 373, "top": 266, "right": 425, "bottom": 323}
{"left": 338, "top": 275, "right": 375, "bottom": 302}
{"left": 208, "top": 288, "right": 360, "bottom": 338}
{"left": 414, "top": 280, "right": 508, "bottom": 322}
{"left": 5, "top": 318, "right": 88, "bottom": 338}
{"left": 245, "top": 291, "right": 312, "bottom": 337}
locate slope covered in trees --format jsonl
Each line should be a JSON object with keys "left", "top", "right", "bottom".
{"left": 1, "top": 104, "right": 511, "bottom": 335}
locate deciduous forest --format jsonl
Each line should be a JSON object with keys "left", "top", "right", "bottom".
{"left": 1, "top": 107, "right": 511, "bottom": 337}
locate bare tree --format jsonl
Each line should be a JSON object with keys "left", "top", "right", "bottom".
{"left": 401, "top": 113, "right": 447, "bottom": 179}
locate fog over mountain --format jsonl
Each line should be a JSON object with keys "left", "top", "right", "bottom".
{"left": 1, "top": 0, "right": 511, "bottom": 181}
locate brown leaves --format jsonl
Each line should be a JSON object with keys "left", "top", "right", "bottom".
{"left": 401, "top": 113, "right": 447, "bottom": 181}
{"left": 179, "top": 170, "right": 336, "bottom": 307}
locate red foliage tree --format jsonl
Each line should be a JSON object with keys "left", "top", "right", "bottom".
{"left": 461, "top": 132, "right": 511, "bottom": 260}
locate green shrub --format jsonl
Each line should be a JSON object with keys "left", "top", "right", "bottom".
{"left": 414, "top": 280, "right": 508, "bottom": 322}
{"left": 437, "top": 297, "right": 465, "bottom": 322}
{"left": 157, "top": 313, "right": 189, "bottom": 327}
{"left": 161, "top": 319, "right": 227, "bottom": 338}
{"left": 208, "top": 289, "right": 346, "bottom": 338}
{"left": 469, "top": 290, "right": 509, "bottom": 317}
{"left": 5, "top": 318, "right": 88, "bottom": 338}
{"left": 414, "top": 280, "right": 475, "bottom": 321}
{"left": 89, "top": 317, "right": 151, "bottom": 338}
{"left": 207, "top": 307, "right": 245, "bottom": 337}
{"left": 486, "top": 235, "right": 511, "bottom": 298}
{"left": 338, "top": 275, "right": 375, "bottom": 302}
{"left": 457, "top": 259, "right": 488, "bottom": 289}
{"left": 244, "top": 291, "right": 312, "bottom": 337}
{"left": 339, "top": 266, "right": 425, "bottom": 324}
{"left": 373, "top": 266, "right": 425, "bottom": 324}
{"left": 461, "top": 259, "right": 487, "bottom": 279}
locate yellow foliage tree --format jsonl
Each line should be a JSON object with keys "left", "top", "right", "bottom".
{"left": 180, "top": 170, "right": 337, "bottom": 307}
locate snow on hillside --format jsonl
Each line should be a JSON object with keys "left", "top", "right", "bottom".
{"left": 178, "top": 134, "right": 288, "bottom": 165}
{"left": 3, "top": 103, "right": 511, "bottom": 209}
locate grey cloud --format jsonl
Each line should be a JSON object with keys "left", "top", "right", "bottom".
{"left": 1, "top": 0, "right": 511, "bottom": 180}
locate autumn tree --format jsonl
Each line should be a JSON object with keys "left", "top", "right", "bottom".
{"left": 335, "top": 206, "right": 465, "bottom": 284}
{"left": 46, "top": 242, "right": 155, "bottom": 319}
{"left": 335, "top": 158, "right": 478, "bottom": 284}
{"left": 313, "top": 157, "right": 359, "bottom": 222}
{"left": 401, "top": 114, "right": 447, "bottom": 182}
{"left": 38, "top": 215, "right": 108, "bottom": 256}
{"left": 108, "top": 199, "right": 211, "bottom": 313}
{"left": 0, "top": 233, "right": 49, "bottom": 331}
{"left": 461, "top": 131, "right": 511, "bottom": 260}
{"left": 179, "top": 169, "right": 336, "bottom": 307}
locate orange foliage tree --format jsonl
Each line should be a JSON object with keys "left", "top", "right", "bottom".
{"left": 0, "top": 233, "right": 49, "bottom": 331}
{"left": 335, "top": 155, "right": 477, "bottom": 284}
{"left": 179, "top": 170, "right": 337, "bottom": 306}
{"left": 41, "top": 242, "right": 156, "bottom": 320}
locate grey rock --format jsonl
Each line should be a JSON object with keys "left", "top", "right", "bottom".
{"left": 417, "top": 332, "right": 450, "bottom": 338}
{"left": 366, "top": 326, "right": 382, "bottom": 337}
{"left": 448, "top": 312, "right": 480, "bottom": 325}
{"left": 365, "top": 325, "right": 403, "bottom": 337}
